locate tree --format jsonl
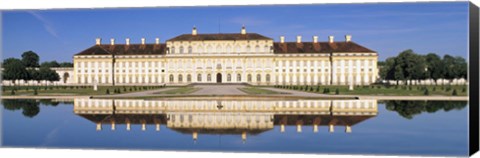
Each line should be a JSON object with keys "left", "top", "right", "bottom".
{"left": 424, "top": 53, "right": 444, "bottom": 84}
{"left": 382, "top": 49, "right": 426, "bottom": 85}
{"left": 28, "top": 69, "right": 42, "bottom": 84}
{"left": 59, "top": 62, "right": 74, "bottom": 67}
{"left": 21, "top": 51, "right": 40, "bottom": 67}
{"left": 454, "top": 56, "right": 467, "bottom": 80}
{"left": 40, "top": 61, "right": 60, "bottom": 68}
{"left": 443, "top": 55, "right": 456, "bottom": 82}
{"left": 39, "top": 67, "right": 60, "bottom": 85}
{"left": 379, "top": 57, "right": 396, "bottom": 81}
{"left": 2, "top": 58, "right": 29, "bottom": 84}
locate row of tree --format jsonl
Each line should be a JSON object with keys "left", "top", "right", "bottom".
{"left": 2, "top": 51, "right": 72, "bottom": 85}
{"left": 378, "top": 49, "right": 467, "bottom": 85}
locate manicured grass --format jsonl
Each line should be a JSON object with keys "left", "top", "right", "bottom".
{"left": 2, "top": 85, "right": 165, "bottom": 96}
{"left": 273, "top": 85, "right": 468, "bottom": 96}
{"left": 154, "top": 86, "right": 199, "bottom": 95}
{"left": 239, "top": 87, "right": 282, "bottom": 95}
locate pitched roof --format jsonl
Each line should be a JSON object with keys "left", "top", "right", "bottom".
{"left": 273, "top": 41, "right": 375, "bottom": 54}
{"left": 75, "top": 44, "right": 166, "bottom": 56}
{"left": 75, "top": 42, "right": 374, "bottom": 56}
{"left": 167, "top": 33, "right": 272, "bottom": 41}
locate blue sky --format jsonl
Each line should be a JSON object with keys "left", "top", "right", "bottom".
{"left": 2, "top": 2, "right": 469, "bottom": 62}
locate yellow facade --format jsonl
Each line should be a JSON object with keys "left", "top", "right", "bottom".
{"left": 73, "top": 27, "right": 378, "bottom": 86}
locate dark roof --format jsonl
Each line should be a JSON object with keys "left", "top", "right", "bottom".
{"left": 273, "top": 41, "right": 375, "bottom": 54}
{"left": 167, "top": 33, "right": 272, "bottom": 41}
{"left": 75, "top": 37, "right": 375, "bottom": 56}
{"left": 75, "top": 44, "right": 166, "bottom": 56}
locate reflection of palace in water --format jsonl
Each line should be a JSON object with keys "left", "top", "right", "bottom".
{"left": 74, "top": 99, "right": 377, "bottom": 142}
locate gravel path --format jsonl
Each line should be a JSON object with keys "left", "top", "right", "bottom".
{"left": 191, "top": 85, "right": 247, "bottom": 95}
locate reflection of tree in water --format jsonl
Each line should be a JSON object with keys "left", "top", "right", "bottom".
{"left": 2, "top": 99, "right": 40, "bottom": 118}
{"left": 385, "top": 101, "right": 468, "bottom": 119}
{"left": 2, "top": 99, "right": 70, "bottom": 118}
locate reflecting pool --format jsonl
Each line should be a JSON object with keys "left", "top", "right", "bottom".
{"left": 1, "top": 99, "right": 468, "bottom": 156}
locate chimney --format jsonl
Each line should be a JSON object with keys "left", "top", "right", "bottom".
{"left": 241, "top": 25, "right": 246, "bottom": 35}
{"left": 155, "top": 38, "right": 160, "bottom": 44}
{"left": 125, "top": 38, "right": 130, "bottom": 45}
{"left": 141, "top": 38, "right": 146, "bottom": 45}
{"left": 280, "top": 36, "right": 285, "bottom": 43}
{"left": 110, "top": 38, "right": 115, "bottom": 45}
{"left": 313, "top": 36, "right": 318, "bottom": 43}
{"left": 345, "top": 35, "right": 352, "bottom": 42}
{"left": 328, "top": 36, "right": 334, "bottom": 43}
{"left": 296, "top": 36, "right": 302, "bottom": 43}
{"left": 95, "top": 38, "right": 101, "bottom": 45}
{"left": 192, "top": 26, "right": 197, "bottom": 35}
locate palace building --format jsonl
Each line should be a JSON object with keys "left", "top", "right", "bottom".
{"left": 73, "top": 26, "right": 378, "bottom": 86}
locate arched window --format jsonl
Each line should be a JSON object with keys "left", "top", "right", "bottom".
{"left": 235, "top": 46, "right": 241, "bottom": 53}
{"left": 197, "top": 74, "right": 202, "bottom": 82}
{"left": 187, "top": 74, "right": 192, "bottom": 82}
{"left": 257, "top": 74, "right": 261, "bottom": 82}
{"left": 169, "top": 75, "right": 174, "bottom": 82}
{"left": 63, "top": 72, "right": 70, "bottom": 83}
{"left": 227, "top": 74, "right": 231, "bottom": 82}
{"left": 226, "top": 46, "right": 232, "bottom": 53}
{"left": 207, "top": 45, "right": 213, "bottom": 53}
{"left": 247, "top": 74, "right": 252, "bottom": 82}
{"left": 246, "top": 45, "right": 251, "bottom": 53}
{"left": 178, "top": 74, "right": 183, "bottom": 82}
{"left": 171, "top": 47, "right": 175, "bottom": 54}
{"left": 237, "top": 74, "right": 242, "bottom": 82}
{"left": 266, "top": 74, "right": 271, "bottom": 82}
{"left": 179, "top": 46, "right": 184, "bottom": 53}
{"left": 265, "top": 46, "right": 269, "bottom": 52}
{"left": 255, "top": 45, "right": 260, "bottom": 52}
{"left": 188, "top": 46, "right": 192, "bottom": 53}
{"left": 207, "top": 74, "right": 212, "bottom": 82}
{"left": 216, "top": 45, "right": 222, "bottom": 53}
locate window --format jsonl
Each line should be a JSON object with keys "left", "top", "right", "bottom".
{"left": 227, "top": 74, "right": 231, "bottom": 82}
{"left": 186, "top": 74, "right": 191, "bottom": 82}
{"left": 171, "top": 47, "right": 175, "bottom": 54}
{"left": 179, "top": 46, "right": 184, "bottom": 53}
{"left": 226, "top": 46, "right": 232, "bottom": 53}
{"left": 237, "top": 74, "right": 241, "bottom": 81}
{"left": 178, "top": 74, "right": 183, "bottom": 82}
{"left": 207, "top": 74, "right": 211, "bottom": 81}
{"left": 169, "top": 75, "right": 174, "bottom": 82}
{"left": 247, "top": 74, "right": 252, "bottom": 82}
{"left": 197, "top": 74, "right": 202, "bottom": 82}
{"left": 246, "top": 46, "right": 251, "bottom": 52}
{"left": 264, "top": 46, "right": 269, "bottom": 52}
{"left": 255, "top": 45, "right": 260, "bottom": 52}
{"left": 266, "top": 74, "right": 270, "bottom": 82}
{"left": 256, "top": 74, "right": 261, "bottom": 82}
{"left": 188, "top": 46, "right": 192, "bottom": 54}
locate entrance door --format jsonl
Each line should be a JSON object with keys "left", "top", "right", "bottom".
{"left": 216, "top": 73, "right": 222, "bottom": 83}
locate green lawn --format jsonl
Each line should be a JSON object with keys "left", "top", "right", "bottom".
{"left": 273, "top": 85, "right": 468, "bottom": 96}
{"left": 154, "top": 86, "right": 199, "bottom": 95}
{"left": 2, "top": 85, "right": 165, "bottom": 96}
{"left": 239, "top": 87, "right": 282, "bottom": 95}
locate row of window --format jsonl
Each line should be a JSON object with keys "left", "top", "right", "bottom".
{"left": 169, "top": 45, "right": 271, "bottom": 54}
{"left": 168, "top": 74, "right": 271, "bottom": 82}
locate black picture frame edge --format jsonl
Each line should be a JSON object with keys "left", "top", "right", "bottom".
{"left": 469, "top": 1, "right": 479, "bottom": 156}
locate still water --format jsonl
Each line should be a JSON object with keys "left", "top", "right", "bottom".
{"left": 1, "top": 99, "right": 468, "bottom": 156}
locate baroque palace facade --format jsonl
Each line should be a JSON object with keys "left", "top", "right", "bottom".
{"left": 73, "top": 26, "right": 378, "bottom": 85}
